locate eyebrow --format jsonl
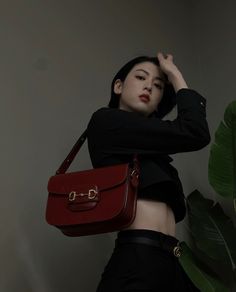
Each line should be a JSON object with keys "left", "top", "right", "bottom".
{"left": 135, "top": 69, "right": 165, "bottom": 83}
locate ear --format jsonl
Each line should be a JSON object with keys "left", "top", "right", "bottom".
{"left": 113, "top": 79, "right": 123, "bottom": 95}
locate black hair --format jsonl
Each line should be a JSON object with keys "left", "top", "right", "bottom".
{"left": 108, "top": 56, "right": 176, "bottom": 118}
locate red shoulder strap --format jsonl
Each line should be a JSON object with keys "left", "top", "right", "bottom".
{"left": 55, "top": 129, "right": 138, "bottom": 175}
{"left": 55, "top": 129, "right": 88, "bottom": 175}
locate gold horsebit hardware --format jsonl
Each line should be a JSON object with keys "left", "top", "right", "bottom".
{"left": 68, "top": 188, "right": 98, "bottom": 201}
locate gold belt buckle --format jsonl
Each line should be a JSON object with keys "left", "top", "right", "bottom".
{"left": 173, "top": 242, "right": 182, "bottom": 257}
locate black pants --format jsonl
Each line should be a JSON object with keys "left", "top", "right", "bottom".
{"left": 96, "top": 229, "right": 200, "bottom": 292}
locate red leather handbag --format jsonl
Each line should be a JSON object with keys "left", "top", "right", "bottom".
{"left": 46, "top": 129, "right": 140, "bottom": 237}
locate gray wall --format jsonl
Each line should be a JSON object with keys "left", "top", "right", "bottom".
{"left": 1, "top": 0, "right": 235, "bottom": 291}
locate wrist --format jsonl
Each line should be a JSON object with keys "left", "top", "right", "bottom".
{"left": 167, "top": 69, "right": 183, "bottom": 82}
{"left": 167, "top": 70, "right": 188, "bottom": 92}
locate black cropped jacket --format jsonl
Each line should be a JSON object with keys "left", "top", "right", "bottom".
{"left": 86, "top": 88, "right": 211, "bottom": 223}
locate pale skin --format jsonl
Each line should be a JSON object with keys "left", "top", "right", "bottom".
{"left": 114, "top": 52, "right": 188, "bottom": 236}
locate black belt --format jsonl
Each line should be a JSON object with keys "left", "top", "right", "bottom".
{"left": 115, "top": 236, "right": 182, "bottom": 258}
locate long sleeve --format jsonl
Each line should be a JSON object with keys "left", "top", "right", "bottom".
{"left": 87, "top": 88, "right": 211, "bottom": 157}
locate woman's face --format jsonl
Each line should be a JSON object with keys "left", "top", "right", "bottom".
{"left": 114, "top": 62, "right": 165, "bottom": 116}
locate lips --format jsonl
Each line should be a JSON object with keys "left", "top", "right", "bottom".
{"left": 139, "top": 94, "right": 150, "bottom": 102}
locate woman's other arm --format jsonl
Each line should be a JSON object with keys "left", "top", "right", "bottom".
{"left": 157, "top": 52, "right": 188, "bottom": 92}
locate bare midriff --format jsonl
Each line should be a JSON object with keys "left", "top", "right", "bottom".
{"left": 121, "top": 198, "right": 176, "bottom": 237}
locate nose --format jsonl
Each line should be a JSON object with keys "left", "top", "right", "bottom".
{"left": 144, "top": 83, "right": 152, "bottom": 93}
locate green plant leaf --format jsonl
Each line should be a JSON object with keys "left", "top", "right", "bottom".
{"left": 208, "top": 101, "right": 236, "bottom": 204}
{"left": 187, "top": 190, "right": 236, "bottom": 271}
{"left": 179, "top": 242, "right": 229, "bottom": 292}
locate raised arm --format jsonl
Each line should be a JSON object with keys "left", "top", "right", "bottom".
{"left": 157, "top": 52, "right": 188, "bottom": 92}
{"left": 87, "top": 88, "right": 211, "bottom": 156}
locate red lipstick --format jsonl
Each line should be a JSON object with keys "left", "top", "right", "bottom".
{"left": 139, "top": 94, "right": 150, "bottom": 102}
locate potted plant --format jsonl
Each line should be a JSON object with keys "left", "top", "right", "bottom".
{"left": 179, "top": 101, "right": 236, "bottom": 292}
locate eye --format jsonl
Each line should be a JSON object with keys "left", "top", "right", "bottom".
{"left": 154, "top": 84, "right": 163, "bottom": 90}
{"left": 136, "top": 75, "right": 145, "bottom": 80}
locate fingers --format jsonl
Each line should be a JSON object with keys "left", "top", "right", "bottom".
{"left": 157, "top": 52, "right": 165, "bottom": 60}
{"left": 157, "top": 52, "right": 173, "bottom": 60}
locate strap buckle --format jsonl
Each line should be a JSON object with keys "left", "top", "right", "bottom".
{"left": 173, "top": 242, "right": 182, "bottom": 257}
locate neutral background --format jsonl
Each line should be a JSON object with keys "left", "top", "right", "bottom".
{"left": 1, "top": 0, "right": 235, "bottom": 291}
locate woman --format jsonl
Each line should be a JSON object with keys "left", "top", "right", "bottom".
{"left": 87, "top": 52, "right": 211, "bottom": 291}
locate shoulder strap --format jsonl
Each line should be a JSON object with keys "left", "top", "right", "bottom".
{"left": 55, "top": 129, "right": 138, "bottom": 175}
{"left": 55, "top": 129, "right": 88, "bottom": 175}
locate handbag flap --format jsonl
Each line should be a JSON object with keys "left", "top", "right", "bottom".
{"left": 47, "top": 162, "right": 130, "bottom": 195}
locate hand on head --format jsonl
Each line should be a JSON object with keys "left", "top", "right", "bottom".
{"left": 157, "top": 52, "right": 179, "bottom": 76}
